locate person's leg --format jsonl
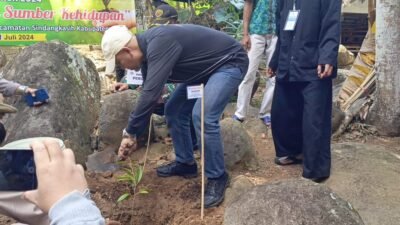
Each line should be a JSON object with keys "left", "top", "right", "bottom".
{"left": 259, "top": 76, "right": 275, "bottom": 122}
{"left": 301, "top": 79, "right": 332, "bottom": 180}
{"left": 193, "top": 65, "right": 244, "bottom": 178}
{"left": 189, "top": 117, "right": 198, "bottom": 151}
{"left": 192, "top": 64, "right": 244, "bottom": 208}
{"left": 163, "top": 84, "right": 197, "bottom": 164}
{"left": 259, "top": 35, "right": 278, "bottom": 121}
{"left": 0, "top": 192, "right": 49, "bottom": 225}
{"left": 271, "top": 81, "right": 303, "bottom": 160}
{"left": 234, "top": 34, "right": 266, "bottom": 120}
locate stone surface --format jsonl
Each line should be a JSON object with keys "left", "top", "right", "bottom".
{"left": 0, "top": 49, "right": 6, "bottom": 69}
{"left": 146, "top": 142, "right": 169, "bottom": 161}
{"left": 224, "top": 175, "right": 255, "bottom": 205}
{"left": 224, "top": 179, "right": 364, "bottom": 225}
{"left": 332, "top": 104, "right": 345, "bottom": 133}
{"left": 97, "top": 90, "right": 154, "bottom": 153}
{"left": 243, "top": 117, "right": 268, "bottom": 136}
{"left": 223, "top": 103, "right": 258, "bottom": 120}
{"left": 221, "top": 118, "right": 257, "bottom": 170}
{"left": 2, "top": 41, "right": 100, "bottom": 164}
{"left": 327, "top": 143, "right": 400, "bottom": 225}
{"left": 86, "top": 150, "right": 119, "bottom": 173}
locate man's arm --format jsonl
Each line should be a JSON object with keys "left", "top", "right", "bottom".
{"left": 0, "top": 73, "right": 36, "bottom": 97}
{"left": 125, "top": 36, "right": 182, "bottom": 137}
{"left": 0, "top": 78, "right": 25, "bottom": 97}
{"left": 49, "top": 191, "right": 105, "bottom": 225}
{"left": 318, "top": 0, "right": 341, "bottom": 67}
{"left": 241, "top": 0, "right": 254, "bottom": 51}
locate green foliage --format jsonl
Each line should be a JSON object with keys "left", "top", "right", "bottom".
{"left": 117, "top": 193, "right": 131, "bottom": 203}
{"left": 213, "top": 2, "right": 243, "bottom": 40}
{"left": 116, "top": 160, "right": 148, "bottom": 204}
{"left": 165, "top": 0, "right": 244, "bottom": 41}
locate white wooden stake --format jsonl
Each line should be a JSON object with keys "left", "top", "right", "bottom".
{"left": 186, "top": 84, "right": 205, "bottom": 220}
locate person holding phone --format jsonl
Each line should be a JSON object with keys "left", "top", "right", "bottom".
{"left": 0, "top": 139, "right": 105, "bottom": 225}
{"left": 0, "top": 74, "right": 48, "bottom": 225}
{"left": 24, "top": 140, "right": 105, "bottom": 225}
{"left": 0, "top": 73, "right": 46, "bottom": 147}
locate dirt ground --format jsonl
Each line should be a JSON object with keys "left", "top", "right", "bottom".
{"left": 86, "top": 125, "right": 298, "bottom": 225}
{"left": 87, "top": 124, "right": 400, "bottom": 225}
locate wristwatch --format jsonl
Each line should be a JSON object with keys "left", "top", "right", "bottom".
{"left": 16, "top": 85, "right": 28, "bottom": 95}
{"left": 122, "top": 129, "right": 136, "bottom": 139}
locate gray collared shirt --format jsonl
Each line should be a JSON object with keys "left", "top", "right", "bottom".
{"left": 0, "top": 72, "right": 24, "bottom": 97}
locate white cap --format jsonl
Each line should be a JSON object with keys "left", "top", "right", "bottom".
{"left": 101, "top": 25, "right": 133, "bottom": 74}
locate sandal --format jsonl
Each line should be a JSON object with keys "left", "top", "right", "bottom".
{"left": 274, "top": 155, "right": 303, "bottom": 165}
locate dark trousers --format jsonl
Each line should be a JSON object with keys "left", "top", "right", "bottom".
{"left": 271, "top": 79, "right": 332, "bottom": 179}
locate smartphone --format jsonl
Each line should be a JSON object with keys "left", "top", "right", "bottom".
{"left": 25, "top": 88, "right": 50, "bottom": 107}
{"left": 0, "top": 149, "right": 37, "bottom": 191}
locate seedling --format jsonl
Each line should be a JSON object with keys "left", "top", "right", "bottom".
{"left": 116, "top": 160, "right": 149, "bottom": 204}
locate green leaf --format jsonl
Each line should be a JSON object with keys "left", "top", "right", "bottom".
{"left": 117, "top": 174, "right": 135, "bottom": 182}
{"left": 123, "top": 168, "right": 134, "bottom": 175}
{"left": 134, "top": 166, "right": 143, "bottom": 184}
{"left": 139, "top": 189, "right": 149, "bottom": 194}
{"left": 117, "top": 193, "right": 130, "bottom": 203}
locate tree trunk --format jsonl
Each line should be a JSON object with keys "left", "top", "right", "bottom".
{"left": 135, "top": 0, "right": 153, "bottom": 31}
{"left": 368, "top": 0, "right": 400, "bottom": 136}
{"left": 135, "top": 0, "right": 147, "bottom": 30}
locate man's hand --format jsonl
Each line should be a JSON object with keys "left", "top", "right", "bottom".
{"left": 118, "top": 136, "right": 137, "bottom": 161}
{"left": 25, "top": 87, "right": 37, "bottom": 97}
{"left": 267, "top": 67, "right": 276, "bottom": 77}
{"left": 241, "top": 34, "right": 251, "bottom": 51}
{"left": 317, "top": 64, "right": 334, "bottom": 79}
{"left": 113, "top": 83, "right": 129, "bottom": 92}
{"left": 24, "top": 140, "right": 88, "bottom": 213}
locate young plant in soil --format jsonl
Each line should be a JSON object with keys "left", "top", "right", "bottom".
{"left": 116, "top": 160, "right": 149, "bottom": 222}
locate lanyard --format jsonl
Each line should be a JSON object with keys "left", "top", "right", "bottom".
{"left": 293, "top": 0, "right": 297, "bottom": 10}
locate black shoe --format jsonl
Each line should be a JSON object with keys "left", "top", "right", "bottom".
{"left": 302, "top": 175, "right": 330, "bottom": 183}
{"left": 311, "top": 176, "right": 330, "bottom": 183}
{"left": 156, "top": 161, "right": 198, "bottom": 178}
{"left": 204, "top": 172, "right": 230, "bottom": 208}
{"left": 274, "top": 155, "right": 303, "bottom": 166}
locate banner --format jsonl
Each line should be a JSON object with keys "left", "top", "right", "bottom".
{"left": 0, "top": 0, "right": 136, "bottom": 46}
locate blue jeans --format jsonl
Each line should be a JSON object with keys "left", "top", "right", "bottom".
{"left": 165, "top": 65, "right": 244, "bottom": 178}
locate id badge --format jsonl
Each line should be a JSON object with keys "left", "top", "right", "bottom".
{"left": 284, "top": 10, "right": 300, "bottom": 31}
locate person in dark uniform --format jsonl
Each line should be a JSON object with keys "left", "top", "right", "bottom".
{"left": 101, "top": 24, "right": 248, "bottom": 207}
{"left": 268, "top": 0, "right": 341, "bottom": 182}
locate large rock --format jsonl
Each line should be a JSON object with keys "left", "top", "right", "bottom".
{"left": 224, "top": 103, "right": 269, "bottom": 138}
{"left": 221, "top": 118, "right": 257, "bottom": 170}
{"left": 2, "top": 41, "right": 101, "bottom": 164}
{"left": 225, "top": 179, "right": 365, "bottom": 225}
{"left": 97, "top": 90, "right": 154, "bottom": 153}
{"left": 224, "top": 175, "right": 255, "bottom": 205}
{"left": 86, "top": 150, "right": 119, "bottom": 173}
{"left": 0, "top": 49, "right": 6, "bottom": 68}
{"left": 223, "top": 103, "right": 258, "bottom": 119}
{"left": 327, "top": 143, "right": 400, "bottom": 225}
